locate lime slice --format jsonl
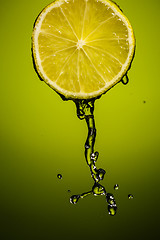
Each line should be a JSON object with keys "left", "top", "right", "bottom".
{"left": 32, "top": 0, "right": 135, "bottom": 99}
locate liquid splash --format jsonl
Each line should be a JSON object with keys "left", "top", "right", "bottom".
{"left": 69, "top": 99, "right": 117, "bottom": 216}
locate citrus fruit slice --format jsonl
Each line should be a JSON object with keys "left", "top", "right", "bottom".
{"left": 32, "top": 0, "right": 135, "bottom": 99}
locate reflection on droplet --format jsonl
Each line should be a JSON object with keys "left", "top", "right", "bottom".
{"left": 57, "top": 174, "right": 62, "bottom": 179}
{"left": 90, "top": 151, "right": 99, "bottom": 161}
{"left": 85, "top": 143, "right": 90, "bottom": 149}
{"left": 114, "top": 184, "right": 119, "bottom": 190}
{"left": 128, "top": 194, "right": 134, "bottom": 199}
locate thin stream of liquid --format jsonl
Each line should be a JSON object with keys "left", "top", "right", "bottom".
{"left": 70, "top": 99, "right": 117, "bottom": 216}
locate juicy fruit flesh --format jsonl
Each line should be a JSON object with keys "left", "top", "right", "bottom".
{"left": 33, "top": 0, "right": 134, "bottom": 99}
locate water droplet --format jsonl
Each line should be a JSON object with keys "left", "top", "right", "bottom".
{"left": 57, "top": 174, "right": 62, "bottom": 179}
{"left": 70, "top": 195, "right": 80, "bottom": 204}
{"left": 128, "top": 194, "right": 134, "bottom": 199}
{"left": 58, "top": 30, "right": 62, "bottom": 34}
{"left": 114, "top": 184, "right": 119, "bottom": 190}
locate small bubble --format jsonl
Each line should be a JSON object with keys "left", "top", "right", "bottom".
{"left": 128, "top": 194, "right": 134, "bottom": 199}
{"left": 114, "top": 184, "right": 119, "bottom": 190}
{"left": 57, "top": 174, "right": 62, "bottom": 179}
{"left": 70, "top": 195, "right": 80, "bottom": 204}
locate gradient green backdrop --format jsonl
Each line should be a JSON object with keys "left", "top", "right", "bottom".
{"left": 1, "top": 0, "right": 160, "bottom": 239}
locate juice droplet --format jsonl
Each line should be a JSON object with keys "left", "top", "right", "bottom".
{"left": 106, "top": 193, "right": 117, "bottom": 216}
{"left": 57, "top": 174, "right": 62, "bottom": 179}
{"left": 128, "top": 194, "right": 134, "bottom": 199}
{"left": 114, "top": 184, "right": 119, "bottom": 190}
{"left": 121, "top": 74, "right": 129, "bottom": 85}
{"left": 70, "top": 195, "right": 80, "bottom": 204}
{"left": 108, "top": 205, "right": 117, "bottom": 216}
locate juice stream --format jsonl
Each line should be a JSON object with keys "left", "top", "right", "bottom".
{"left": 70, "top": 99, "right": 117, "bottom": 216}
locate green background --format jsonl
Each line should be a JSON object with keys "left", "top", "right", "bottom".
{"left": 1, "top": 0, "right": 160, "bottom": 239}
